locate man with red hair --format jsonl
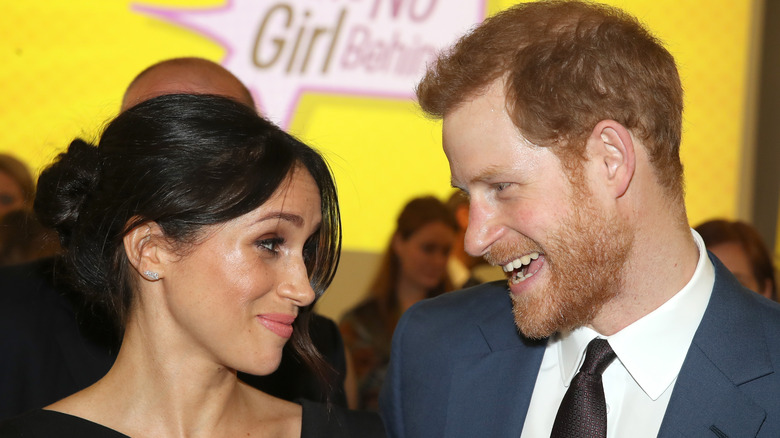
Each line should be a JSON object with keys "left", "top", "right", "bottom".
{"left": 381, "top": 2, "right": 780, "bottom": 437}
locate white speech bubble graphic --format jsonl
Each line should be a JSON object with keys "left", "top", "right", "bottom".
{"left": 133, "top": 0, "right": 485, "bottom": 127}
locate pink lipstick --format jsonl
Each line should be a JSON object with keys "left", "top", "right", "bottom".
{"left": 257, "top": 314, "right": 295, "bottom": 338}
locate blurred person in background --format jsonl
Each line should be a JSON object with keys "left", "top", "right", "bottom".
{"left": 340, "top": 196, "right": 457, "bottom": 411}
{"left": 445, "top": 191, "right": 483, "bottom": 289}
{"left": 696, "top": 219, "right": 777, "bottom": 301}
{"left": 0, "top": 210, "right": 60, "bottom": 266}
{"left": 445, "top": 191, "right": 504, "bottom": 289}
{"left": 121, "top": 57, "right": 254, "bottom": 111}
{"left": 0, "top": 154, "right": 61, "bottom": 267}
{"left": 0, "top": 154, "right": 35, "bottom": 218}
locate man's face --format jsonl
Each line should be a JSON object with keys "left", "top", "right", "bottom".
{"left": 442, "top": 82, "right": 633, "bottom": 338}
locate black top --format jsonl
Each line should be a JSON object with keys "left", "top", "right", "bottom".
{"left": 0, "top": 258, "right": 117, "bottom": 421}
{"left": 0, "top": 410, "right": 128, "bottom": 438}
{"left": 0, "top": 401, "right": 385, "bottom": 437}
{"left": 298, "top": 399, "right": 386, "bottom": 438}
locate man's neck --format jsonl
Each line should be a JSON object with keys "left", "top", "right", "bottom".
{"left": 590, "top": 214, "right": 699, "bottom": 336}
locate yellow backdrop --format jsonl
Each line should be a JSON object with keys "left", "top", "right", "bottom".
{"left": 0, "top": 0, "right": 758, "bottom": 253}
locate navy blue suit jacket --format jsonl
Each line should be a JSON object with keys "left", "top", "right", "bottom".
{"left": 380, "top": 256, "right": 780, "bottom": 437}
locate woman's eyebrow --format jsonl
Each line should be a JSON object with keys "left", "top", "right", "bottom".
{"left": 255, "top": 212, "right": 304, "bottom": 227}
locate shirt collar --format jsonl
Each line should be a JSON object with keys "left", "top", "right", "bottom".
{"left": 557, "top": 229, "right": 715, "bottom": 400}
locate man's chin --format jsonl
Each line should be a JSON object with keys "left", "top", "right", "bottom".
{"left": 511, "top": 293, "right": 567, "bottom": 339}
{"left": 510, "top": 285, "right": 602, "bottom": 339}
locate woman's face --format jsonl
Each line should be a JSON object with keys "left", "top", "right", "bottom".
{"left": 0, "top": 171, "right": 25, "bottom": 217}
{"left": 158, "top": 167, "right": 322, "bottom": 375}
{"left": 394, "top": 221, "right": 456, "bottom": 291}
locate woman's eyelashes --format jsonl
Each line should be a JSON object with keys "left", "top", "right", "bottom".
{"left": 257, "top": 236, "right": 284, "bottom": 254}
{"left": 256, "top": 229, "right": 319, "bottom": 268}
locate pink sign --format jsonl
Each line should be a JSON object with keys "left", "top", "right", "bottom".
{"left": 134, "top": 0, "right": 485, "bottom": 127}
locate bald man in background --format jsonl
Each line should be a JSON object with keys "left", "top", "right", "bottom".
{"left": 1, "top": 57, "right": 348, "bottom": 419}
{"left": 120, "top": 57, "right": 255, "bottom": 111}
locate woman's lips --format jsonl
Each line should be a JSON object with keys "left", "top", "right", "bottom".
{"left": 257, "top": 314, "right": 295, "bottom": 338}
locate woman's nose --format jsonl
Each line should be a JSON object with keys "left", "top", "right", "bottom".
{"left": 276, "top": 259, "right": 316, "bottom": 307}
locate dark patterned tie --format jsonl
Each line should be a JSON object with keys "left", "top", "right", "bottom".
{"left": 550, "top": 338, "right": 617, "bottom": 438}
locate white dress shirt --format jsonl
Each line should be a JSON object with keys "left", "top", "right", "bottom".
{"left": 520, "top": 230, "right": 715, "bottom": 438}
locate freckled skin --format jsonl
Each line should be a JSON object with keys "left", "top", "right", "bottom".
{"left": 159, "top": 167, "right": 322, "bottom": 376}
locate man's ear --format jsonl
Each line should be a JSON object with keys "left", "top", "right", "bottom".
{"left": 123, "top": 221, "right": 167, "bottom": 282}
{"left": 587, "top": 120, "right": 636, "bottom": 198}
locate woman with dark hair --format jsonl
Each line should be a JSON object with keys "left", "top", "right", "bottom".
{"left": 695, "top": 219, "right": 777, "bottom": 301}
{"left": 0, "top": 95, "right": 384, "bottom": 437}
{"left": 339, "top": 196, "right": 457, "bottom": 411}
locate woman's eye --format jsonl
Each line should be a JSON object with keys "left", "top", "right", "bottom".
{"left": 257, "top": 237, "right": 283, "bottom": 253}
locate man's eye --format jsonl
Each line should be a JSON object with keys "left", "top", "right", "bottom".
{"left": 495, "top": 183, "right": 511, "bottom": 192}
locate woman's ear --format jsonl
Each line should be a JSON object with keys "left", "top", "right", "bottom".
{"left": 123, "top": 221, "right": 166, "bottom": 282}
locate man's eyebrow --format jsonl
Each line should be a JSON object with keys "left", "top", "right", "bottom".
{"left": 451, "top": 165, "right": 506, "bottom": 189}
{"left": 255, "top": 212, "right": 304, "bottom": 227}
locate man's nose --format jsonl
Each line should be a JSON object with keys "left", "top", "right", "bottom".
{"left": 463, "top": 199, "right": 502, "bottom": 257}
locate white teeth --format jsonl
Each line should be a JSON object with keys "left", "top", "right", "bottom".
{"left": 510, "top": 270, "right": 536, "bottom": 284}
{"left": 501, "top": 252, "right": 541, "bottom": 273}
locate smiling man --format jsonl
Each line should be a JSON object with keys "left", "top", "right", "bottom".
{"left": 380, "top": 2, "right": 780, "bottom": 437}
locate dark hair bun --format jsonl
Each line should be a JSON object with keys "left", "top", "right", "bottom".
{"left": 35, "top": 139, "right": 101, "bottom": 247}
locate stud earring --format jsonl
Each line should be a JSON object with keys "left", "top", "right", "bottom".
{"left": 143, "top": 270, "right": 159, "bottom": 281}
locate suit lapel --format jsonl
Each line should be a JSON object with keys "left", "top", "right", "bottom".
{"left": 444, "top": 299, "right": 547, "bottom": 437}
{"left": 658, "top": 258, "right": 771, "bottom": 437}
{"left": 658, "top": 343, "right": 766, "bottom": 437}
